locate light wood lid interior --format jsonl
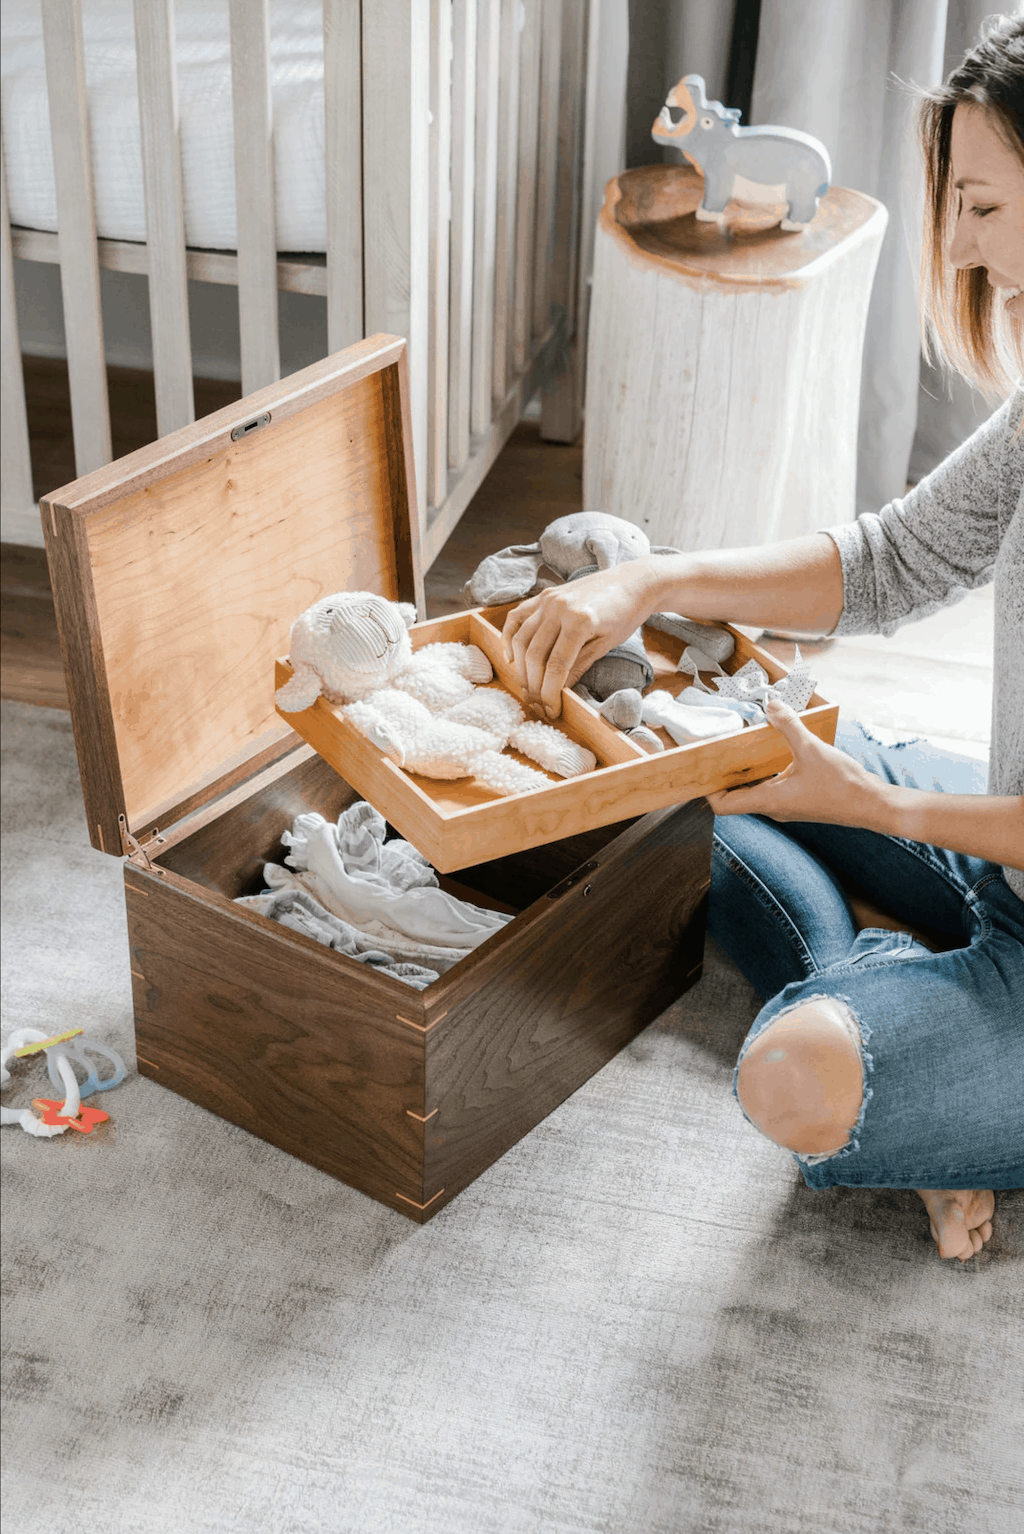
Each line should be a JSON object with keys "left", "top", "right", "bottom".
{"left": 45, "top": 338, "right": 417, "bottom": 843}
{"left": 606, "top": 164, "right": 883, "bottom": 287}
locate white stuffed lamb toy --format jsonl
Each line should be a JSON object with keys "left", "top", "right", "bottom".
{"left": 275, "top": 591, "right": 596, "bottom": 797}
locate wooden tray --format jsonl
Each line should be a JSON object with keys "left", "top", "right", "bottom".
{"left": 277, "top": 602, "right": 837, "bottom": 872}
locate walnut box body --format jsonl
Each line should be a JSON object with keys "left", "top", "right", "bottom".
{"left": 42, "top": 335, "right": 833, "bottom": 1221}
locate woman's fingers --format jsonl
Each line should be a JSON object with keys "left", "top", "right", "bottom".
{"left": 707, "top": 785, "right": 763, "bottom": 816}
{"left": 709, "top": 702, "right": 885, "bottom": 828}
{"left": 525, "top": 616, "right": 593, "bottom": 713}
{"left": 531, "top": 635, "right": 611, "bottom": 717}
{"left": 505, "top": 595, "right": 593, "bottom": 711}
{"left": 709, "top": 699, "right": 807, "bottom": 816}
{"left": 511, "top": 611, "right": 564, "bottom": 700}
{"left": 501, "top": 597, "right": 535, "bottom": 651}
{"left": 763, "top": 694, "right": 813, "bottom": 747}
{"left": 707, "top": 763, "right": 793, "bottom": 817}
{"left": 502, "top": 562, "right": 657, "bottom": 709}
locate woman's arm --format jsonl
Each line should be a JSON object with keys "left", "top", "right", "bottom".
{"left": 712, "top": 697, "right": 1024, "bottom": 870}
{"left": 503, "top": 533, "right": 844, "bottom": 717}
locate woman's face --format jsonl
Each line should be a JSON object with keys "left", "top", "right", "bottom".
{"left": 949, "top": 103, "right": 1024, "bottom": 319}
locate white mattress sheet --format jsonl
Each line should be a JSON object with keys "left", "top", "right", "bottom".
{"left": 1, "top": 0, "right": 329, "bottom": 252}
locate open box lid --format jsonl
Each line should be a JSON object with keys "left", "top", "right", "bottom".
{"left": 43, "top": 335, "right": 420, "bottom": 857}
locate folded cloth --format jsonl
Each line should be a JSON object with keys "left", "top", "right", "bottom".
{"left": 249, "top": 867, "right": 484, "bottom": 973}
{"left": 329, "top": 800, "right": 437, "bottom": 891}
{"left": 641, "top": 689, "right": 746, "bottom": 744}
{"left": 283, "top": 807, "right": 510, "bottom": 947}
{"left": 237, "top": 887, "right": 443, "bottom": 988}
{"left": 235, "top": 801, "right": 514, "bottom": 987}
{"left": 677, "top": 685, "right": 764, "bottom": 723}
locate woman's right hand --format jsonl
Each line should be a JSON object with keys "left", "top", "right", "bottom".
{"left": 502, "top": 557, "right": 663, "bottom": 717}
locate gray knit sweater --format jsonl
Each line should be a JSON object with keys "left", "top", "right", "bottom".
{"left": 825, "top": 387, "right": 1024, "bottom": 901}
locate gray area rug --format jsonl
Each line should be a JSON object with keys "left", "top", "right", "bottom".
{"left": 2, "top": 699, "right": 1021, "bottom": 1534}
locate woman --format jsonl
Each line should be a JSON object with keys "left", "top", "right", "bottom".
{"left": 503, "top": 17, "right": 1024, "bottom": 1262}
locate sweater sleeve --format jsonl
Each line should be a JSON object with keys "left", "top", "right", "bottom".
{"left": 822, "top": 391, "right": 1020, "bottom": 638}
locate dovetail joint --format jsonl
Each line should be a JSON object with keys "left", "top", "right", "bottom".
{"left": 396, "top": 1007, "right": 449, "bottom": 1034}
{"left": 395, "top": 1187, "right": 445, "bottom": 1212}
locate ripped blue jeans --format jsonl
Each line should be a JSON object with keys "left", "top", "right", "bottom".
{"left": 709, "top": 721, "right": 1024, "bottom": 1190}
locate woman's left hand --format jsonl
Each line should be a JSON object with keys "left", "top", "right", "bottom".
{"left": 707, "top": 696, "right": 885, "bottom": 827}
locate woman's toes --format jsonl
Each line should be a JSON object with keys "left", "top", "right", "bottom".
{"left": 917, "top": 1189, "right": 996, "bottom": 1260}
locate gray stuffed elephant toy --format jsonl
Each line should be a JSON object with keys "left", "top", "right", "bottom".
{"left": 464, "top": 511, "right": 737, "bottom": 754}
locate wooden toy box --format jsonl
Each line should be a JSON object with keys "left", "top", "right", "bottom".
{"left": 43, "top": 336, "right": 836, "bottom": 1223}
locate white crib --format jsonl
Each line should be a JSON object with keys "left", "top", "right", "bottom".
{"left": 1, "top": 0, "right": 607, "bottom": 564}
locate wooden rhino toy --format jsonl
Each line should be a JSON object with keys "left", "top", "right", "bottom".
{"left": 652, "top": 74, "right": 831, "bottom": 230}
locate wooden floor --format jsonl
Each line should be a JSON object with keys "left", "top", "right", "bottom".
{"left": 1, "top": 355, "right": 992, "bottom": 764}
{"left": 21, "top": 354, "right": 243, "bottom": 506}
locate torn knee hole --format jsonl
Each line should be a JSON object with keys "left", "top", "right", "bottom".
{"left": 736, "top": 995, "right": 866, "bottom": 1159}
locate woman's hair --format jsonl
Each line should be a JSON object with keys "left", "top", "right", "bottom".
{"left": 918, "top": 13, "right": 1024, "bottom": 397}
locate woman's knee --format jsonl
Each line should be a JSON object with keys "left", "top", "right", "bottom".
{"left": 736, "top": 996, "right": 865, "bottom": 1157}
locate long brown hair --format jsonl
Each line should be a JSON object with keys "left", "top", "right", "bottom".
{"left": 918, "top": 14, "right": 1024, "bottom": 397}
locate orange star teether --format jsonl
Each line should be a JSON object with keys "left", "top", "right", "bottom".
{"left": 31, "top": 1099, "right": 109, "bottom": 1134}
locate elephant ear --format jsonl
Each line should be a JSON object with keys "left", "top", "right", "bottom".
{"left": 463, "top": 543, "right": 545, "bottom": 607}
{"left": 584, "top": 531, "right": 621, "bottom": 571}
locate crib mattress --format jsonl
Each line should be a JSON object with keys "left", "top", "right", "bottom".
{"left": 2, "top": 0, "right": 329, "bottom": 253}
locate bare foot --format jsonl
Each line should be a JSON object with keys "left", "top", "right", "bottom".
{"left": 916, "top": 1189, "right": 995, "bottom": 1260}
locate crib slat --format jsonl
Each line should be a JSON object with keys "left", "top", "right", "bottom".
{"left": 41, "top": 0, "right": 112, "bottom": 476}
{"left": 447, "top": 0, "right": 477, "bottom": 473}
{"left": 531, "top": 0, "right": 563, "bottom": 340}
{"left": 363, "top": 1, "right": 430, "bottom": 524}
{"left": 133, "top": 0, "right": 195, "bottom": 435}
{"left": 492, "top": 0, "right": 522, "bottom": 406}
{"left": 1, "top": 146, "right": 35, "bottom": 527}
{"left": 511, "top": 0, "right": 542, "bottom": 375}
{"left": 470, "top": 0, "right": 499, "bottom": 439}
{"left": 540, "top": 0, "right": 586, "bottom": 444}
{"left": 323, "top": 0, "right": 363, "bottom": 352}
{"left": 427, "top": 0, "right": 453, "bottom": 511}
{"left": 229, "top": 0, "right": 280, "bottom": 394}
{"left": 13, "top": 227, "right": 331, "bottom": 299}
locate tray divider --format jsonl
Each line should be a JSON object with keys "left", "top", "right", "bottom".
{"left": 466, "top": 608, "right": 529, "bottom": 705}
{"left": 467, "top": 611, "right": 645, "bottom": 767}
{"left": 558, "top": 690, "right": 648, "bottom": 764}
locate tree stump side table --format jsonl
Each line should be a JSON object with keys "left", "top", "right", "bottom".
{"left": 583, "top": 165, "right": 888, "bottom": 551}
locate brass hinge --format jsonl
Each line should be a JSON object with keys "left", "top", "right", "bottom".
{"left": 119, "top": 814, "right": 166, "bottom": 871}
